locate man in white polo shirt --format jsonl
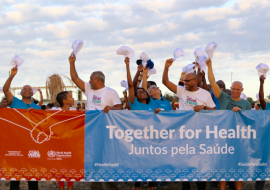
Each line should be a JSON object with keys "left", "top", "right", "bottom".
{"left": 69, "top": 53, "right": 122, "bottom": 113}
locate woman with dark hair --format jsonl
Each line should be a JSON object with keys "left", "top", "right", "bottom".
{"left": 125, "top": 57, "right": 160, "bottom": 190}
{"left": 125, "top": 57, "right": 160, "bottom": 112}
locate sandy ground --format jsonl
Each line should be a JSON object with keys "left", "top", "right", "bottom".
{"left": 1, "top": 181, "right": 270, "bottom": 189}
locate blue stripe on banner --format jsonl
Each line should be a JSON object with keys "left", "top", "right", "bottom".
{"left": 84, "top": 110, "right": 270, "bottom": 182}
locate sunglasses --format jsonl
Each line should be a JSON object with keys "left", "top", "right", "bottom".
{"left": 183, "top": 78, "right": 196, "bottom": 82}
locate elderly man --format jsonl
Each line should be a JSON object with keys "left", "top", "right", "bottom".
{"left": 3, "top": 66, "right": 40, "bottom": 190}
{"left": 69, "top": 53, "right": 122, "bottom": 113}
{"left": 162, "top": 58, "right": 216, "bottom": 190}
{"left": 206, "top": 58, "right": 250, "bottom": 190}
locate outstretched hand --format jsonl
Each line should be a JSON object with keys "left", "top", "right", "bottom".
{"left": 154, "top": 108, "right": 161, "bottom": 114}
{"left": 124, "top": 57, "right": 130, "bottom": 66}
{"left": 260, "top": 75, "right": 265, "bottom": 84}
{"left": 232, "top": 106, "right": 241, "bottom": 112}
{"left": 206, "top": 58, "right": 212, "bottom": 67}
{"left": 10, "top": 66, "right": 18, "bottom": 76}
{"left": 69, "top": 53, "right": 76, "bottom": 64}
{"left": 165, "top": 58, "right": 174, "bottom": 69}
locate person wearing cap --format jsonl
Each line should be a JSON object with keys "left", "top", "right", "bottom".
{"left": 162, "top": 58, "right": 216, "bottom": 190}
{"left": 206, "top": 58, "right": 250, "bottom": 190}
{"left": 69, "top": 53, "right": 122, "bottom": 113}
{"left": 3, "top": 66, "right": 40, "bottom": 189}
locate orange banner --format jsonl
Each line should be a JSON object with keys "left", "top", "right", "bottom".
{"left": 0, "top": 109, "right": 85, "bottom": 182}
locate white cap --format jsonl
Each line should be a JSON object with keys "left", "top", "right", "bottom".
{"left": 116, "top": 46, "right": 135, "bottom": 59}
{"left": 10, "top": 55, "right": 24, "bottom": 67}
{"left": 32, "top": 88, "right": 38, "bottom": 95}
{"left": 0, "top": 87, "right": 3, "bottom": 93}
{"left": 194, "top": 47, "right": 204, "bottom": 59}
{"left": 182, "top": 63, "right": 196, "bottom": 74}
{"left": 173, "top": 48, "right": 184, "bottom": 61}
{"left": 120, "top": 80, "right": 128, "bottom": 92}
{"left": 256, "top": 93, "right": 259, "bottom": 101}
{"left": 256, "top": 63, "right": 269, "bottom": 78}
{"left": 198, "top": 55, "right": 207, "bottom": 72}
{"left": 72, "top": 40, "right": 84, "bottom": 56}
{"left": 205, "top": 42, "right": 217, "bottom": 59}
{"left": 240, "top": 93, "right": 247, "bottom": 100}
{"left": 140, "top": 52, "right": 156, "bottom": 76}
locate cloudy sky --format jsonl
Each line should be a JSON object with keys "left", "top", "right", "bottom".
{"left": 0, "top": 0, "right": 270, "bottom": 101}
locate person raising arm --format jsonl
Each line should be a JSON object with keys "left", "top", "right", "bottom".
{"left": 69, "top": 53, "right": 122, "bottom": 113}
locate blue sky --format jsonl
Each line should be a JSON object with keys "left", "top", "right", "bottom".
{"left": 0, "top": 0, "right": 270, "bottom": 101}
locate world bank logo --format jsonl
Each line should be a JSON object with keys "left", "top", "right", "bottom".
{"left": 47, "top": 150, "right": 56, "bottom": 157}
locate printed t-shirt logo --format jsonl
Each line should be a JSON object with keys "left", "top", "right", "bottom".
{"left": 92, "top": 95, "right": 101, "bottom": 104}
{"left": 186, "top": 96, "right": 198, "bottom": 106}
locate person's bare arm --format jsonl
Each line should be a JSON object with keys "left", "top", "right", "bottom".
{"left": 125, "top": 57, "right": 135, "bottom": 104}
{"left": 206, "top": 58, "right": 221, "bottom": 98}
{"left": 201, "top": 71, "right": 210, "bottom": 92}
{"left": 142, "top": 67, "right": 148, "bottom": 91}
{"left": 37, "top": 89, "right": 43, "bottom": 107}
{"left": 195, "top": 61, "right": 202, "bottom": 87}
{"left": 259, "top": 75, "right": 266, "bottom": 110}
{"left": 123, "top": 91, "right": 131, "bottom": 110}
{"left": 69, "top": 53, "right": 85, "bottom": 92}
{"left": 133, "top": 65, "right": 143, "bottom": 92}
{"left": 193, "top": 105, "right": 217, "bottom": 112}
{"left": 171, "top": 96, "right": 178, "bottom": 110}
{"left": 3, "top": 66, "right": 18, "bottom": 105}
{"left": 162, "top": 58, "right": 177, "bottom": 94}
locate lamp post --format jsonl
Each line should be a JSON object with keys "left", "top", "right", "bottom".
{"left": 231, "top": 72, "right": 233, "bottom": 85}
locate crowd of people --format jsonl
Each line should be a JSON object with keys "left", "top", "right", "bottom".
{"left": 0, "top": 49, "right": 269, "bottom": 190}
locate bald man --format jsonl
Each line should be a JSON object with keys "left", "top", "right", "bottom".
{"left": 3, "top": 67, "right": 40, "bottom": 190}
{"left": 207, "top": 59, "right": 251, "bottom": 112}
{"left": 69, "top": 53, "right": 122, "bottom": 113}
{"left": 3, "top": 66, "right": 41, "bottom": 110}
{"left": 206, "top": 58, "right": 250, "bottom": 190}
{"left": 163, "top": 58, "right": 216, "bottom": 113}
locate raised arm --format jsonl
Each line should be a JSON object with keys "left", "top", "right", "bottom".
{"left": 162, "top": 58, "right": 177, "bottom": 94}
{"left": 69, "top": 53, "right": 85, "bottom": 92}
{"left": 142, "top": 67, "right": 148, "bottom": 91}
{"left": 3, "top": 66, "right": 18, "bottom": 105}
{"left": 133, "top": 65, "right": 143, "bottom": 93}
{"left": 206, "top": 58, "right": 221, "bottom": 98}
{"left": 195, "top": 61, "right": 202, "bottom": 87}
{"left": 201, "top": 71, "right": 210, "bottom": 92}
{"left": 125, "top": 57, "right": 135, "bottom": 104}
{"left": 37, "top": 89, "right": 43, "bottom": 107}
{"left": 123, "top": 91, "right": 131, "bottom": 110}
{"left": 171, "top": 96, "right": 178, "bottom": 110}
{"left": 259, "top": 75, "right": 266, "bottom": 110}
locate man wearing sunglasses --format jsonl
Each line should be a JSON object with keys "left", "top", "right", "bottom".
{"left": 163, "top": 58, "right": 216, "bottom": 112}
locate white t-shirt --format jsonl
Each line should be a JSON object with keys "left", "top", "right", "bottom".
{"left": 176, "top": 85, "right": 216, "bottom": 110}
{"left": 84, "top": 82, "right": 121, "bottom": 110}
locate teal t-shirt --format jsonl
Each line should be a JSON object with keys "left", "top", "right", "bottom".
{"left": 218, "top": 91, "right": 251, "bottom": 110}
{"left": 11, "top": 96, "right": 41, "bottom": 110}
{"left": 129, "top": 97, "right": 158, "bottom": 110}
{"left": 153, "top": 97, "right": 172, "bottom": 111}
{"left": 265, "top": 102, "right": 270, "bottom": 110}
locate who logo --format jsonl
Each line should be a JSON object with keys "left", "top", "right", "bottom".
{"left": 47, "top": 150, "right": 56, "bottom": 158}
{"left": 28, "top": 150, "right": 41, "bottom": 158}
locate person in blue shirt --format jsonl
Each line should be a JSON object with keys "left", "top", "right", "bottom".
{"left": 125, "top": 57, "right": 160, "bottom": 113}
{"left": 148, "top": 85, "right": 172, "bottom": 111}
{"left": 3, "top": 65, "right": 40, "bottom": 190}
